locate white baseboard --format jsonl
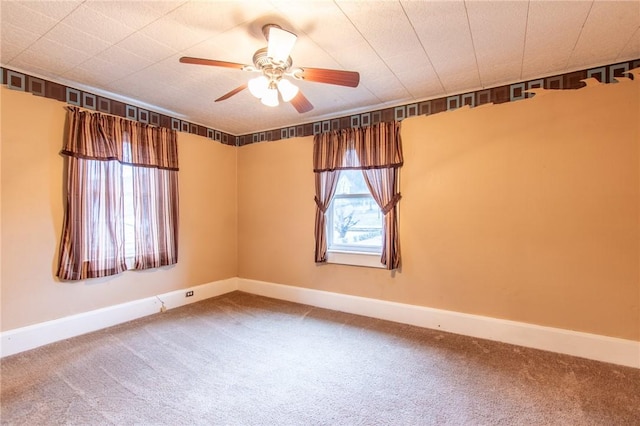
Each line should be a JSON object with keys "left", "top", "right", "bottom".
{"left": 0, "top": 277, "right": 238, "bottom": 358}
{"left": 3, "top": 277, "right": 638, "bottom": 369}
{"left": 237, "top": 278, "right": 640, "bottom": 369}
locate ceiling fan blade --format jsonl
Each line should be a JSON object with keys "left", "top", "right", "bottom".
{"left": 290, "top": 90, "right": 314, "bottom": 113}
{"left": 215, "top": 84, "right": 248, "bottom": 102}
{"left": 294, "top": 67, "right": 360, "bottom": 88}
{"left": 180, "top": 56, "right": 246, "bottom": 70}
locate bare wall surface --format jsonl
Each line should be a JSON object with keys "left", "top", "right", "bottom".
{"left": 2, "top": 77, "right": 638, "bottom": 342}
{"left": 0, "top": 86, "right": 238, "bottom": 331}
{"left": 238, "top": 79, "right": 640, "bottom": 341}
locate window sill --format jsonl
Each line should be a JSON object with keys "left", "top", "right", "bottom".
{"left": 326, "top": 250, "right": 385, "bottom": 269}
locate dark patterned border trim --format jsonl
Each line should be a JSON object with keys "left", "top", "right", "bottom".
{"left": 236, "top": 58, "right": 640, "bottom": 146}
{"left": 0, "top": 67, "right": 236, "bottom": 146}
{"left": 3, "top": 59, "right": 638, "bottom": 148}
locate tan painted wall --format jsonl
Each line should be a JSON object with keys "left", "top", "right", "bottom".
{"left": 2, "top": 77, "right": 638, "bottom": 341}
{"left": 0, "top": 86, "right": 238, "bottom": 331}
{"left": 238, "top": 79, "right": 640, "bottom": 341}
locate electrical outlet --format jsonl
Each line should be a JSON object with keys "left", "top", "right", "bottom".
{"left": 186, "top": 290, "right": 194, "bottom": 297}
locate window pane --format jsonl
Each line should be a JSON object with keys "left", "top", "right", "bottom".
{"left": 336, "top": 169, "right": 370, "bottom": 194}
{"left": 329, "top": 170, "right": 382, "bottom": 253}
{"left": 122, "top": 140, "right": 135, "bottom": 259}
{"left": 122, "top": 164, "right": 135, "bottom": 259}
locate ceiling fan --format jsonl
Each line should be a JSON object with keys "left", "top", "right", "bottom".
{"left": 179, "top": 24, "right": 360, "bottom": 113}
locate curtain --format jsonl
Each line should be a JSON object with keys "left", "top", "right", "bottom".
{"left": 61, "top": 107, "right": 178, "bottom": 169}
{"left": 57, "top": 107, "right": 179, "bottom": 281}
{"left": 361, "top": 168, "right": 401, "bottom": 269}
{"left": 57, "top": 157, "right": 127, "bottom": 280}
{"left": 314, "top": 170, "right": 340, "bottom": 262}
{"left": 313, "top": 122, "right": 403, "bottom": 172}
{"left": 312, "top": 121, "right": 403, "bottom": 269}
{"left": 133, "top": 166, "right": 179, "bottom": 269}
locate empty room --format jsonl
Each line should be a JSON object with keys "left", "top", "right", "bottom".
{"left": 1, "top": 0, "right": 639, "bottom": 424}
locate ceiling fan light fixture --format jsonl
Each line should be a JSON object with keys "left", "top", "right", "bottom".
{"left": 180, "top": 23, "right": 359, "bottom": 114}
{"left": 261, "top": 86, "right": 279, "bottom": 107}
{"left": 267, "top": 26, "right": 297, "bottom": 64}
{"left": 277, "top": 79, "right": 299, "bottom": 102}
{"left": 248, "top": 75, "right": 269, "bottom": 99}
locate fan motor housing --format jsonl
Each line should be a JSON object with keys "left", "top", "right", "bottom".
{"left": 253, "top": 47, "right": 292, "bottom": 72}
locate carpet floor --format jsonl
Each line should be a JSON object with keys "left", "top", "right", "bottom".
{"left": 1, "top": 291, "right": 639, "bottom": 425}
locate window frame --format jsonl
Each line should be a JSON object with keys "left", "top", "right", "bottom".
{"left": 325, "top": 250, "right": 386, "bottom": 269}
{"left": 325, "top": 169, "right": 385, "bottom": 269}
{"left": 327, "top": 193, "right": 383, "bottom": 254}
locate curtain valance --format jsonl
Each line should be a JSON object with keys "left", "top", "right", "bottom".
{"left": 61, "top": 107, "right": 179, "bottom": 171}
{"left": 313, "top": 121, "right": 403, "bottom": 172}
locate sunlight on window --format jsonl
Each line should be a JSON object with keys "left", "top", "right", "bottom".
{"left": 122, "top": 164, "right": 135, "bottom": 259}
{"left": 328, "top": 170, "right": 382, "bottom": 253}
{"left": 122, "top": 138, "right": 135, "bottom": 260}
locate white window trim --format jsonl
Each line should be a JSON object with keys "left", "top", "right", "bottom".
{"left": 326, "top": 250, "right": 385, "bottom": 269}
{"left": 327, "top": 193, "right": 383, "bottom": 254}
{"left": 324, "top": 168, "right": 401, "bottom": 269}
{"left": 326, "top": 170, "right": 384, "bottom": 268}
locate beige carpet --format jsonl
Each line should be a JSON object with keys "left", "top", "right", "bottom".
{"left": 1, "top": 291, "right": 639, "bottom": 425}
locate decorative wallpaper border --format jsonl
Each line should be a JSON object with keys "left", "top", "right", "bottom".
{"left": 0, "top": 67, "right": 236, "bottom": 146}
{"left": 237, "top": 58, "right": 640, "bottom": 146}
{"left": 2, "top": 58, "right": 638, "bottom": 148}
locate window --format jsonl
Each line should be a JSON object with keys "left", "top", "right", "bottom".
{"left": 57, "top": 107, "right": 179, "bottom": 281}
{"left": 81, "top": 140, "right": 139, "bottom": 269}
{"left": 313, "top": 122, "right": 403, "bottom": 270}
{"left": 327, "top": 170, "right": 382, "bottom": 254}
{"left": 122, "top": 161, "right": 136, "bottom": 261}
{"left": 122, "top": 159, "right": 169, "bottom": 270}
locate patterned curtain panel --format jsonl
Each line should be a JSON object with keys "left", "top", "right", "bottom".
{"left": 57, "top": 107, "right": 179, "bottom": 281}
{"left": 61, "top": 107, "right": 178, "bottom": 169}
{"left": 313, "top": 121, "right": 403, "bottom": 172}
{"left": 361, "top": 167, "right": 402, "bottom": 269}
{"left": 314, "top": 170, "right": 340, "bottom": 262}
{"left": 132, "top": 166, "right": 179, "bottom": 270}
{"left": 312, "top": 121, "right": 403, "bottom": 269}
{"left": 57, "top": 157, "right": 127, "bottom": 280}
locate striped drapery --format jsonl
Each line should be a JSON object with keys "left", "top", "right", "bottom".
{"left": 314, "top": 170, "right": 340, "bottom": 262}
{"left": 57, "top": 157, "right": 127, "bottom": 279}
{"left": 312, "top": 121, "right": 403, "bottom": 269}
{"left": 132, "top": 166, "right": 179, "bottom": 270}
{"left": 361, "top": 167, "right": 401, "bottom": 269}
{"left": 61, "top": 107, "right": 178, "bottom": 169}
{"left": 57, "top": 107, "right": 179, "bottom": 281}
{"left": 313, "top": 121, "right": 403, "bottom": 172}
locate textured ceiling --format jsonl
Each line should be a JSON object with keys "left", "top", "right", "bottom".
{"left": 2, "top": 0, "right": 639, "bottom": 135}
